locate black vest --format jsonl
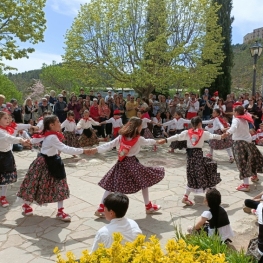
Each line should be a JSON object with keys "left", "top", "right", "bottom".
{"left": 259, "top": 209, "right": 263, "bottom": 252}
{"left": 208, "top": 206, "right": 230, "bottom": 229}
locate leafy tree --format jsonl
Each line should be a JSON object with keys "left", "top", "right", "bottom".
{"left": 0, "top": 0, "right": 46, "bottom": 68}
{"left": 64, "top": 0, "right": 224, "bottom": 96}
{"left": 207, "top": 0, "right": 234, "bottom": 99}
{"left": 0, "top": 73, "right": 22, "bottom": 102}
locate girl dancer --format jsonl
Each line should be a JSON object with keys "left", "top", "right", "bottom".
{"left": 159, "top": 116, "right": 226, "bottom": 206}
{"left": 203, "top": 109, "right": 234, "bottom": 163}
{"left": 17, "top": 115, "right": 90, "bottom": 220}
{"left": 87, "top": 117, "right": 165, "bottom": 217}
{"left": 77, "top": 110, "right": 105, "bottom": 147}
{"left": 152, "top": 112, "right": 164, "bottom": 138}
{"left": 61, "top": 111, "right": 79, "bottom": 147}
{"left": 0, "top": 111, "right": 31, "bottom": 207}
{"left": 162, "top": 111, "right": 190, "bottom": 153}
{"left": 100, "top": 110, "right": 123, "bottom": 140}
{"left": 187, "top": 188, "right": 234, "bottom": 243}
{"left": 225, "top": 105, "right": 263, "bottom": 189}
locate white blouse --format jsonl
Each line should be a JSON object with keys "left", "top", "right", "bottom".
{"left": 13, "top": 124, "right": 31, "bottom": 136}
{"left": 0, "top": 129, "right": 22, "bottom": 152}
{"left": 77, "top": 118, "right": 100, "bottom": 129}
{"left": 227, "top": 117, "right": 251, "bottom": 142}
{"left": 32, "top": 135, "right": 83, "bottom": 156}
{"left": 202, "top": 117, "right": 224, "bottom": 131}
{"left": 61, "top": 119, "right": 77, "bottom": 132}
{"left": 167, "top": 130, "right": 221, "bottom": 148}
{"left": 187, "top": 100, "right": 200, "bottom": 112}
{"left": 97, "top": 135, "right": 156, "bottom": 156}
{"left": 37, "top": 119, "right": 44, "bottom": 131}
{"left": 106, "top": 117, "right": 123, "bottom": 128}
{"left": 163, "top": 118, "right": 191, "bottom": 130}
{"left": 201, "top": 210, "right": 234, "bottom": 242}
{"left": 142, "top": 118, "right": 151, "bottom": 129}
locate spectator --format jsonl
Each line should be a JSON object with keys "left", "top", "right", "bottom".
{"left": 54, "top": 94, "right": 68, "bottom": 123}
{"left": 79, "top": 87, "right": 86, "bottom": 99}
{"left": 105, "top": 90, "right": 112, "bottom": 103}
{"left": 49, "top": 90, "right": 57, "bottom": 110}
{"left": 97, "top": 93, "right": 102, "bottom": 103}
{"left": 176, "top": 98, "right": 187, "bottom": 118}
{"left": 11, "top": 99, "right": 23, "bottom": 123}
{"left": 90, "top": 98, "right": 101, "bottom": 136}
{"left": 200, "top": 95, "right": 212, "bottom": 120}
{"left": 0, "top": 94, "right": 6, "bottom": 111}
{"left": 61, "top": 90, "right": 68, "bottom": 104}
{"left": 255, "top": 98, "right": 263, "bottom": 130}
{"left": 37, "top": 98, "right": 52, "bottom": 118}
{"left": 99, "top": 98, "right": 111, "bottom": 138}
{"left": 213, "top": 98, "right": 226, "bottom": 115}
{"left": 224, "top": 94, "right": 235, "bottom": 123}
{"left": 169, "top": 95, "right": 179, "bottom": 116}
{"left": 89, "top": 90, "right": 96, "bottom": 101}
{"left": 68, "top": 95, "right": 81, "bottom": 122}
{"left": 91, "top": 193, "right": 142, "bottom": 253}
{"left": 24, "top": 98, "right": 38, "bottom": 124}
{"left": 203, "top": 88, "right": 211, "bottom": 99}
{"left": 159, "top": 96, "right": 169, "bottom": 121}
{"left": 186, "top": 93, "right": 199, "bottom": 120}
{"left": 125, "top": 95, "right": 138, "bottom": 120}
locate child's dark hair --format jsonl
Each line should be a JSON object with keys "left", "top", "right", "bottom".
{"left": 234, "top": 105, "right": 245, "bottom": 115}
{"left": 191, "top": 116, "right": 202, "bottom": 129}
{"left": 206, "top": 188, "right": 221, "bottom": 208}
{"left": 103, "top": 192, "right": 129, "bottom": 218}
{"left": 119, "top": 117, "right": 142, "bottom": 138}
{"left": 213, "top": 109, "right": 221, "bottom": 116}
{"left": 42, "top": 115, "right": 58, "bottom": 133}
{"left": 42, "top": 111, "right": 51, "bottom": 117}
{"left": 174, "top": 111, "right": 183, "bottom": 118}
{"left": 67, "top": 110, "right": 75, "bottom": 117}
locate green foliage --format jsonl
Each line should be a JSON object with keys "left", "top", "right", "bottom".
{"left": 0, "top": 0, "right": 46, "bottom": 68}
{"left": 208, "top": 0, "right": 234, "bottom": 99}
{"left": 64, "top": 0, "right": 224, "bottom": 96}
{"left": 0, "top": 74, "right": 22, "bottom": 102}
{"left": 231, "top": 42, "right": 263, "bottom": 95}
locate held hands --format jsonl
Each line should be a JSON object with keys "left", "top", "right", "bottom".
{"left": 20, "top": 139, "right": 32, "bottom": 147}
{"left": 157, "top": 139, "right": 166, "bottom": 145}
{"left": 83, "top": 148, "right": 98, "bottom": 155}
{"left": 221, "top": 133, "right": 228, "bottom": 139}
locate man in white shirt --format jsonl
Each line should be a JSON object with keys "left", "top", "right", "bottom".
{"left": 91, "top": 193, "right": 142, "bottom": 252}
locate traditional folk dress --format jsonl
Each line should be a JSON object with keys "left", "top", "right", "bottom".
{"left": 96, "top": 135, "right": 165, "bottom": 194}
{"left": 17, "top": 132, "right": 83, "bottom": 205}
{"left": 77, "top": 118, "right": 100, "bottom": 147}
{"left": 163, "top": 118, "right": 190, "bottom": 150}
{"left": 228, "top": 115, "right": 263, "bottom": 180}
{"left": 203, "top": 117, "right": 233, "bottom": 150}
{"left": 256, "top": 129, "right": 263, "bottom": 146}
{"left": 167, "top": 129, "right": 222, "bottom": 193}
{"left": 105, "top": 117, "right": 123, "bottom": 139}
{"left": 140, "top": 118, "right": 154, "bottom": 139}
{"left": 152, "top": 117, "right": 164, "bottom": 138}
{"left": 0, "top": 126, "right": 22, "bottom": 186}
{"left": 61, "top": 118, "right": 79, "bottom": 147}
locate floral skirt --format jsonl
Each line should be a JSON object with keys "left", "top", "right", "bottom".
{"left": 170, "top": 129, "right": 187, "bottom": 150}
{"left": 98, "top": 156, "right": 165, "bottom": 194}
{"left": 141, "top": 127, "right": 154, "bottom": 139}
{"left": 78, "top": 129, "right": 99, "bottom": 147}
{"left": 186, "top": 148, "right": 221, "bottom": 192}
{"left": 63, "top": 131, "right": 79, "bottom": 147}
{"left": 0, "top": 151, "right": 17, "bottom": 185}
{"left": 232, "top": 140, "right": 263, "bottom": 179}
{"left": 209, "top": 129, "right": 233, "bottom": 150}
{"left": 17, "top": 156, "right": 69, "bottom": 205}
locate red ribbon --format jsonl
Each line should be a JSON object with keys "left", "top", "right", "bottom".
{"left": 235, "top": 113, "right": 254, "bottom": 124}
{"left": 9, "top": 121, "right": 17, "bottom": 129}
{"left": 67, "top": 118, "right": 75, "bottom": 123}
{"left": 82, "top": 118, "right": 90, "bottom": 122}
{"left": 32, "top": 131, "right": 64, "bottom": 142}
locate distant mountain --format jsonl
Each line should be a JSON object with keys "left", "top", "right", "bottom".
{"left": 231, "top": 43, "right": 263, "bottom": 95}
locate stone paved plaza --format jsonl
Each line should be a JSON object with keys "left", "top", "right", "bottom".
{"left": 0, "top": 143, "right": 261, "bottom": 262}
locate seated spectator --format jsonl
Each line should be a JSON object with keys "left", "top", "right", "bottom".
{"left": 187, "top": 188, "right": 234, "bottom": 243}
{"left": 243, "top": 191, "right": 263, "bottom": 214}
{"left": 91, "top": 193, "right": 142, "bottom": 253}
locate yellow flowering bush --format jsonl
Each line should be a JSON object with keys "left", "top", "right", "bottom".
{"left": 54, "top": 233, "right": 227, "bottom": 263}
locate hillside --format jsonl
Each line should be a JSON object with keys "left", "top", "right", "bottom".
{"left": 231, "top": 43, "right": 263, "bottom": 95}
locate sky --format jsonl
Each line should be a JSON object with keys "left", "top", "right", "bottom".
{"left": 3, "top": 0, "right": 263, "bottom": 73}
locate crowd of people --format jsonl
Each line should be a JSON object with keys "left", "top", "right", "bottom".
{"left": 1, "top": 87, "right": 263, "bottom": 260}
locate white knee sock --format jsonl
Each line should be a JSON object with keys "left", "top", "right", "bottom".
{"left": 184, "top": 188, "right": 191, "bottom": 197}
{"left": 142, "top": 188, "right": 150, "bottom": 205}
{"left": 243, "top": 178, "right": 249, "bottom": 185}
{"left": 209, "top": 148, "right": 213, "bottom": 155}
{"left": 57, "top": 201, "right": 63, "bottom": 209}
{"left": 226, "top": 148, "right": 232, "bottom": 157}
{"left": 1, "top": 185, "right": 7, "bottom": 197}
{"left": 100, "top": 191, "right": 111, "bottom": 204}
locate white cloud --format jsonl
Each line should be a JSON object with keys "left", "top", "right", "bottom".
{"left": 2, "top": 51, "right": 62, "bottom": 73}
{"left": 49, "top": 0, "right": 88, "bottom": 16}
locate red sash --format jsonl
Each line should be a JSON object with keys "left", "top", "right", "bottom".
{"left": 217, "top": 117, "right": 228, "bottom": 128}
{"left": 32, "top": 131, "right": 65, "bottom": 142}
{"left": 82, "top": 118, "right": 90, "bottom": 122}
{"left": 0, "top": 126, "right": 14, "bottom": 135}
{"left": 236, "top": 113, "right": 254, "bottom": 124}
{"left": 113, "top": 127, "right": 120, "bottom": 137}
{"left": 118, "top": 135, "right": 140, "bottom": 161}
{"left": 9, "top": 121, "right": 17, "bottom": 129}
{"left": 188, "top": 128, "right": 204, "bottom": 146}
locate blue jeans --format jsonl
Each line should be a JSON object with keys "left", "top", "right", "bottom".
{"left": 13, "top": 144, "right": 23, "bottom": 151}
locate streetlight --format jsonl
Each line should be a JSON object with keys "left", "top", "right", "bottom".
{"left": 249, "top": 41, "right": 263, "bottom": 96}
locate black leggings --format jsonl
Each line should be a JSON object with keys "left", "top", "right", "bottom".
{"left": 244, "top": 199, "right": 260, "bottom": 209}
